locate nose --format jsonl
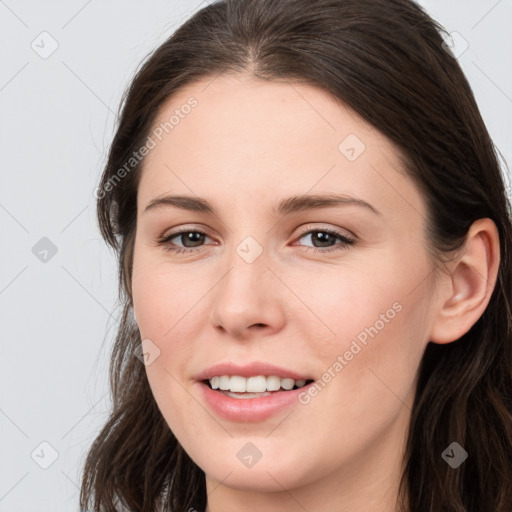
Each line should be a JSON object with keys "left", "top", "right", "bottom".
{"left": 209, "top": 245, "right": 286, "bottom": 340}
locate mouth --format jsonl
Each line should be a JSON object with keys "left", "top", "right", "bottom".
{"left": 197, "top": 373, "right": 317, "bottom": 422}
{"left": 202, "top": 375, "right": 315, "bottom": 399}
{"left": 195, "top": 362, "right": 317, "bottom": 421}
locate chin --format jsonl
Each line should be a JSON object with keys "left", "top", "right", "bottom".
{"left": 207, "top": 466, "right": 300, "bottom": 493}
{"left": 196, "top": 447, "right": 310, "bottom": 493}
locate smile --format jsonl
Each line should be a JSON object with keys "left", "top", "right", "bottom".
{"left": 207, "top": 375, "right": 312, "bottom": 395}
{"left": 194, "top": 363, "right": 316, "bottom": 421}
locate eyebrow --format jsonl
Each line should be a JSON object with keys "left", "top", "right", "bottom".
{"left": 143, "top": 193, "right": 381, "bottom": 217}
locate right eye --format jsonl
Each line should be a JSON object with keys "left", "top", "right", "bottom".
{"left": 157, "top": 229, "right": 215, "bottom": 254}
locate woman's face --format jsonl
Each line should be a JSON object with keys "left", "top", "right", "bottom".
{"left": 132, "top": 73, "right": 438, "bottom": 505}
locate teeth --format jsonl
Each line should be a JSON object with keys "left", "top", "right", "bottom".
{"left": 247, "top": 376, "right": 266, "bottom": 393}
{"left": 266, "top": 375, "right": 281, "bottom": 391}
{"left": 208, "top": 375, "right": 309, "bottom": 393}
{"left": 218, "top": 376, "right": 230, "bottom": 390}
{"left": 230, "top": 376, "right": 246, "bottom": 392}
{"left": 281, "top": 378, "right": 294, "bottom": 390}
{"left": 225, "top": 391, "right": 272, "bottom": 399}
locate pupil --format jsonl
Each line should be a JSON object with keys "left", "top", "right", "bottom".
{"left": 183, "top": 232, "right": 204, "bottom": 247}
{"left": 313, "top": 232, "right": 334, "bottom": 247}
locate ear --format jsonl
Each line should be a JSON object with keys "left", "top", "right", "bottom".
{"left": 429, "top": 218, "right": 500, "bottom": 344}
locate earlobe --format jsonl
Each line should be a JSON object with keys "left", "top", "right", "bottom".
{"left": 429, "top": 218, "right": 500, "bottom": 344}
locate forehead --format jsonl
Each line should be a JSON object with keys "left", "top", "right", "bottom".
{"left": 137, "top": 73, "right": 426, "bottom": 223}
{"left": 149, "top": 73, "right": 390, "bottom": 154}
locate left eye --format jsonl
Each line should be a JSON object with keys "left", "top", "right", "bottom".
{"left": 294, "top": 228, "right": 355, "bottom": 253}
{"left": 157, "top": 227, "right": 355, "bottom": 254}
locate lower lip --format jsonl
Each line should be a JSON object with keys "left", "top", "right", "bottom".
{"left": 197, "top": 381, "right": 313, "bottom": 422}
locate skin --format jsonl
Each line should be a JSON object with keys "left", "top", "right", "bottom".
{"left": 131, "top": 73, "right": 500, "bottom": 512}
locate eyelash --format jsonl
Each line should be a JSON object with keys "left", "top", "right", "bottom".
{"left": 156, "top": 226, "right": 356, "bottom": 255}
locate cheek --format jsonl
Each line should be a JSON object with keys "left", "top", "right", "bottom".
{"left": 131, "top": 252, "right": 205, "bottom": 340}
{"left": 144, "top": 363, "right": 204, "bottom": 460}
{"left": 299, "top": 251, "right": 430, "bottom": 398}
{"left": 288, "top": 261, "right": 405, "bottom": 353}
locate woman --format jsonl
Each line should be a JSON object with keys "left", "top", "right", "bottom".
{"left": 81, "top": 0, "right": 512, "bottom": 510}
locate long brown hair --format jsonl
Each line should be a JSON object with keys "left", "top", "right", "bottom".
{"left": 80, "top": 0, "right": 512, "bottom": 510}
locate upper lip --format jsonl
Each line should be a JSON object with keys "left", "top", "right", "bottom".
{"left": 195, "top": 362, "right": 312, "bottom": 381}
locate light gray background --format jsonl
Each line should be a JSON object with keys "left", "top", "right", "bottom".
{"left": 1, "top": 1, "right": 511, "bottom": 510}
